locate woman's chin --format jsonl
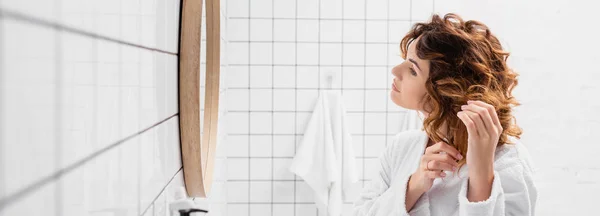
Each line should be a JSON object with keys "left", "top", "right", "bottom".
{"left": 389, "top": 92, "right": 404, "bottom": 108}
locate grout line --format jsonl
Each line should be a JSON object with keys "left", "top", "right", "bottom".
{"left": 0, "top": 113, "right": 179, "bottom": 210}
{"left": 247, "top": 0, "right": 252, "bottom": 213}
{"left": 410, "top": 0, "right": 413, "bottom": 27}
{"left": 229, "top": 179, "right": 302, "bottom": 182}
{"left": 229, "top": 17, "right": 412, "bottom": 21}
{"left": 228, "top": 201, "right": 357, "bottom": 204}
{"left": 227, "top": 201, "right": 360, "bottom": 205}
{"left": 31, "top": 61, "right": 226, "bottom": 66}
{"left": 117, "top": 0, "right": 126, "bottom": 210}
{"left": 228, "top": 156, "right": 379, "bottom": 159}
{"left": 0, "top": 5, "right": 5, "bottom": 202}
{"left": 293, "top": 0, "right": 298, "bottom": 214}
{"left": 3, "top": 84, "right": 188, "bottom": 88}
{"left": 226, "top": 110, "right": 407, "bottom": 114}
{"left": 227, "top": 178, "right": 375, "bottom": 182}
{"left": 0, "top": 9, "right": 178, "bottom": 56}
{"left": 90, "top": 5, "right": 101, "bottom": 215}
{"left": 362, "top": 0, "right": 368, "bottom": 189}
{"left": 317, "top": 0, "right": 321, "bottom": 92}
{"left": 228, "top": 133, "right": 401, "bottom": 136}
{"left": 317, "top": 1, "right": 321, "bottom": 215}
{"left": 230, "top": 63, "right": 396, "bottom": 67}
{"left": 136, "top": 63, "right": 143, "bottom": 214}
{"left": 139, "top": 167, "right": 184, "bottom": 216}
{"left": 271, "top": 0, "right": 275, "bottom": 214}
{"left": 225, "top": 200, "right": 363, "bottom": 205}
{"left": 385, "top": 0, "right": 391, "bottom": 148}
{"left": 54, "top": 0, "right": 64, "bottom": 214}
{"left": 229, "top": 40, "right": 397, "bottom": 45}
{"left": 341, "top": 0, "right": 344, "bottom": 94}
{"left": 230, "top": 87, "right": 392, "bottom": 90}
{"left": 138, "top": 0, "right": 147, "bottom": 214}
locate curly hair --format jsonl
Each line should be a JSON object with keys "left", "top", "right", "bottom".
{"left": 400, "top": 13, "right": 523, "bottom": 169}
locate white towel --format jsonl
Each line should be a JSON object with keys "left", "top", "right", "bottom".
{"left": 289, "top": 90, "right": 359, "bottom": 216}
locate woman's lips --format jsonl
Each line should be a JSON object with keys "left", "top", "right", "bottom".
{"left": 392, "top": 83, "right": 401, "bottom": 93}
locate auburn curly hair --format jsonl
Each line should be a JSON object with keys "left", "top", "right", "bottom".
{"left": 400, "top": 13, "right": 523, "bottom": 169}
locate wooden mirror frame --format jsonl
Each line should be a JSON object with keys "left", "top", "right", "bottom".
{"left": 178, "top": 0, "right": 220, "bottom": 197}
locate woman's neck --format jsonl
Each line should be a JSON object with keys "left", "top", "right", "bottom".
{"left": 420, "top": 110, "right": 451, "bottom": 146}
{"left": 425, "top": 120, "right": 450, "bottom": 147}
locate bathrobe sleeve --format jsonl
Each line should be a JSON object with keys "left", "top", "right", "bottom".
{"left": 458, "top": 161, "right": 538, "bottom": 216}
{"left": 351, "top": 135, "right": 423, "bottom": 216}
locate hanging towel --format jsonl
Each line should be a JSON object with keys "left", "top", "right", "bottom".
{"left": 289, "top": 90, "right": 359, "bottom": 216}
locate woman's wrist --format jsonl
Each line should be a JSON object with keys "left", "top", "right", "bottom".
{"left": 407, "top": 173, "right": 426, "bottom": 195}
{"left": 466, "top": 166, "right": 495, "bottom": 202}
{"left": 405, "top": 174, "right": 427, "bottom": 212}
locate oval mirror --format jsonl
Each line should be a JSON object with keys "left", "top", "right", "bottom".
{"left": 178, "top": 0, "right": 220, "bottom": 197}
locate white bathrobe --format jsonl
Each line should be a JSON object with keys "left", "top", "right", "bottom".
{"left": 399, "top": 110, "right": 424, "bottom": 132}
{"left": 352, "top": 129, "right": 538, "bottom": 216}
{"left": 290, "top": 90, "right": 359, "bottom": 216}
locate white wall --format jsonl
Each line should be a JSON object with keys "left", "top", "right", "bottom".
{"left": 435, "top": 1, "right": 600, "bottom": 215}
{"left": 223, "top": 0, "right": 600, "bottom": 216}
{"left": 0, "top": 0, "right": 228, "bottom": 215}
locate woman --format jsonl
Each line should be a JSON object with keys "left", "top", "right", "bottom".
{"left": 352, "top": 13, "right": 537, "bottom": 215}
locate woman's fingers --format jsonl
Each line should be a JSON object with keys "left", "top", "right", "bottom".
{"left": 426, "top": 160, "right": 457, "bottom": 172}
{"left": 457, "top": 111, "right": 478, "bottom": 137}
{"left": 425, "top": 170, "right": 446, "bottom": 179}
{"left": 462, "top": 102, "right": 496, "bottom": 136}
{"left": 420, "top": 141, "right": 463, "bottom": 180}
{"left": 425, "top": 141, "right": 463, "bottom": 160}
{"left": 468, "top": 100, "right": 502, "bottom": 133}
{"left": 462, "top": 110, "right": 488, "bottom": 138}
{"left": 428, "top": 153, "right": 459, "bottom": 166}
{"left": 462, "top": 103, "right": 493, "bottom": 131}
{"left": 421, "top": 153, "right": 459, "bottom": 172}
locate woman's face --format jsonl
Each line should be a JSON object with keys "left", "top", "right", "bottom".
{"left": 390, "top": 37, "right": 431, "bottom": 113}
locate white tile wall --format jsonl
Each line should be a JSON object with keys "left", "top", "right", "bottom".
{"left": 0, "top": 0, "right": 229, "bottom": 215}
{"left": 223, "top": 0, "right": 415, "bottom": 215}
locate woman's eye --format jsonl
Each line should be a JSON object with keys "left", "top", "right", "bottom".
{"left": 410, "top": 68, "right": 417, "bottom": 76}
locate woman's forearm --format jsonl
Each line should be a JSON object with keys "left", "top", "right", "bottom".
{"left": 405, "top": 175, "right": 425, "bottom": 212}
{"left": 467, "top": 168, "right": 495, "bottom": 202}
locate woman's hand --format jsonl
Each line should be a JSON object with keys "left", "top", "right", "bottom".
{"left": 406, "top": 141, "right": 462, "bottom": 211}
{"left": 457, "top": 100, "right": 503, "bottom": 201}
{"left": 409, "top": 141, "right": 463, "bottom": 193}
{"left": 457, "top": 100, "right": 502, "bottom": 175}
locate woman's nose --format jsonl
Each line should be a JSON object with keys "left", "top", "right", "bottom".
{"left": 391, "top": 65, "right": 402, "bottom": 80}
